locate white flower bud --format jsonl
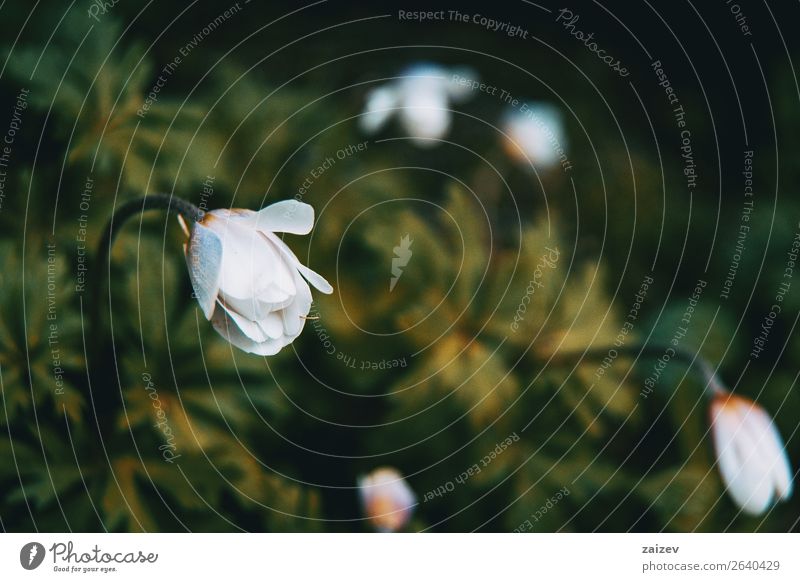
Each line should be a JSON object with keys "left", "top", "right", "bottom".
{"left": 185, "top": 200, "right": 333, "bottom": 355}
{"left": 358, "top": 467, "right": 416, "bottom": 532}
{"left": 502, "top": 102, "right": 566, "bottom": 168}
{"left": 710, "top": 392, "right": 793, "bottom": 515}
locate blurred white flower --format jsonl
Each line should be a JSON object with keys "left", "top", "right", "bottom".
{"left": 358, "top": 467, "right": 416, "bottom": 532}
{"left": 502, "top": 102, "right": 567, "bottom": 168}
{"left": 360, "top": 63, "right": 476, "bottom": 147}
{"left": 710, "top": 392, "right": 793, "bottom": 515}
{"left": 360, "top": 86, "right": 398, "bottom": 135}
{"left": 184, "top": 200, "right": 333, "bottom": 356}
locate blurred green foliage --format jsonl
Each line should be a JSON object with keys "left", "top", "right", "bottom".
{"left": 0, "top": 1, "right": 798, "bottom": 532}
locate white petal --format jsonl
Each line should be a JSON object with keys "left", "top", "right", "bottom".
{"left": 712, "top": 402, "right": 748, "bottom": 505}
{"left": 223, "top": 293, "right": 294, "bottom": 322}
{"left": 401, "top": 90, "right": 450, "bottom": 146}
{"left": 257, "top": 311, "right": 285, "bottom": 339}
{"left": 211, "top": 306, "right": 287, "bottom": 356}
{"left": 772, "top": 445, "right": 795, "bottom": 501}
{"left": 399, "top": 63, "right": 448, "bottom": 94}
{"left": 204, "top": 208, "right": 256, "bottom": 223}
{"left": 294, "top": 262, "right": 333, "bottom": 294}
{"left": 205, "top": 214, "right": 296, "bottom": 301}
{"left": 280, "top": 270, "right": 312, "bottom": 337}
{"left": 503, "top": 103, "right": 566, "bottom": 168}
{"left": 731, "top": 415, "right": 774, "bottom": 515}
{"left": 222, "top": 291, "right": 288, "bottom": 322}
{"left": 218, "top": 300, "right": 270, "bottom": 343}
{"left": 360, "top": 86, "right": 398, "bottom": 134}
{"left": 767, "top": 429, "right": 794, "bottom": 501}
{"left": 712, "top": 398, "right": 777, "bottom": 515}
{"left": 747, "top": 404, "right": 794, "bottom": 501}
{"left": 259, "top": 235, "right": 299, "bottom": 296}
{"left": 266, "top": 232, "right": 333, "bottom": 294}
{"left": 249, "top": 200, "right": 315, "bottom": 235}
{"left": 186, "top": 222, "right": 223, "bottom": 320}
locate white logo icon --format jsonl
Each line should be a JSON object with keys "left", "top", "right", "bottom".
{"left": 390, "top": 234, "right": 413, "bottom": 292}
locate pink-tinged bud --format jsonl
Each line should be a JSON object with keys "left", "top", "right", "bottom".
{"left": 358, "top": 467, "right": 416, "bottom": 532}
{"left": 710, "top": 393, "right": 793, "bottom": 515}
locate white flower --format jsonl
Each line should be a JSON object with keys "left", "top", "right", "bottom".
{"left": 358, "top": 467, "right": 416, "bottom": 532}
{"left": 710, "top": 392, "right": 793, "bottom": 515}
{"left": 360, "top": 63, "right": 476, "bottom": 147}
{"left": 502, "top": 102, "right": 567, "bottom": 168}
{"left": 184, "top": 200, "right": 333, "bottom": 356}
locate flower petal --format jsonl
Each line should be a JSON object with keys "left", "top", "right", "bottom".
{"left": 767, "top": 430, "right": 794, "bottom": 501}
{"left": 205, "top": 208, "right": 256, "bottom": 223}
{"left": 732, "top": 409, "right": 775, "bottom": 515}
{"left": 266, "top": 232, "right": 333, "bottom": 294}
{"left": 712, "top": 402, "right": 748, "bottom": 505}
{"left": 280, "top": 270, "right": 312, "bottom": 337}
{"left": 258, "top": 311, "right": 285, "bottom": 339}
{"left": 250, "top": 200, "right": 315, "bottom": 235}
{"left": 223, "top": 293, "right": 294, "bottom": 322}
{"left": 360, "top": 85, "right": 398, "bottom": 134}
{"left": 401, "top": 89, "right": 450, "bottom": 146}
{"left": 205, "top": 216, "right": 296, "bottom": 301}
{"left": 712, "top": 398, "right": 775, "bottom": 515}
{"left": 294, "top": 262, "right": 333, "bottom": 295}
{"left": 503, "top": 104, "right": 566, "bottom": 168}
{"left": 186, "top": 222, "right": 223, "bottom": 320}
{"left": 747, "top": 404, "right": 794, "bottom": 501}
{"left": 218, "top": 300, "right": 270, "bottom": 343}
{"left": 211, "top": 306, "right": 287, "bottom": 356}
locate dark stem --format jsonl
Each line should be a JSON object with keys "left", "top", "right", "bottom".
{"left": 555, "top": 343, "right": 725, "bottom": 398}
{"left": 88, "top": 194, "right": 202, "bottom": 437}
{"left": 95, "top": 194, "right": 203, "bottom": 273}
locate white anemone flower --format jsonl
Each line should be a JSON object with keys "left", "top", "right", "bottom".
{"left": 709, "top": 392, "right": 793, "bottom": 515}
{"left": 184, "top": 199, "right": 333, "bottom": 356}
{"left": 502, "top": 102, "right": 567, "bottom": 168}
{"left": 358, "top": 467, "right": 416, "bottom": 532}
{"left": 360, "top": 63, "right": 476, "bottom": 147}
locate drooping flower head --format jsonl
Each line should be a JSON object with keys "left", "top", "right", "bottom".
{"left": 360, "top": 63, "right": 476, "bottom": 147}
{"left": 184, "top": 200, "right": 332, "bottom": 355}
{"left": 709, "top": 392, "right": 793, "bottom": 515}
{"left": 358, "top": 467, "right": 416, "bottom": 532}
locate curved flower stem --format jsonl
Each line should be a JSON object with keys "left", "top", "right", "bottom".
{"left": 95, "top": 194, "right": 203, "bottom": 270}
{"left": 555, "top": 344, "right": 727, "bottom": 399}
{"left": 88, "top": 194, "right": 202, "bottom": 435}
{"left": 92, "top": 194, "right": 203, "bottom": 329}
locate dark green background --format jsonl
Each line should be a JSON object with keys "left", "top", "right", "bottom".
{"left": 0, "top": 0, "right": 798, "bottom": 531}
